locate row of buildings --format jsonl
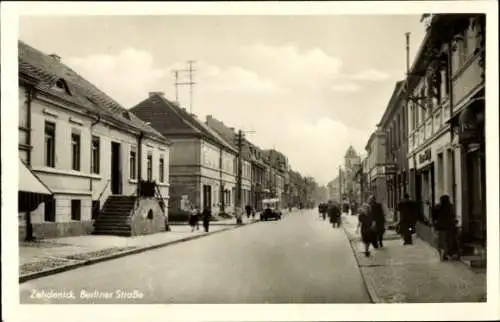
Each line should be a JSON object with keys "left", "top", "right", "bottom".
{"left": 16, "top": 40, "right": 314, "bottom": 240}
{"left": 357, "top": 14, "right": 486, "bottom": 253}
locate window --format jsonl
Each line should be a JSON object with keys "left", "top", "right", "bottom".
{"left": 71, "top": 133, "right": 81, "bottom": 171}
{"left": 44, "top": 122, "right": 56, "bottom": 167}
{"left": 147, "top": 153, "right": 153, "bottom": 181}
{"left": 91, "top": 136, "right": 100, "bottom": 174}
{"left": 44, "top": 198, "right": 56, "bottom": 222}
{"left": 129, "top": 149, "right": 137, "bottom": 179}
{"left": 71, "top": 199, "right": 81, "bottom": 221}
{"left": 159, "top": 156, "right": 165, "bottom": 183}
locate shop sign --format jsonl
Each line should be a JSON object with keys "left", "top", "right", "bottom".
{"left": 419, "top": 149, "right": 432, "bottom": 165}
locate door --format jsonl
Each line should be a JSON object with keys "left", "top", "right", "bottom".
{"left": 467, "top": 148, "right": 486, "bottom": 242}
{"left": 203, "top": 185, "right": 212, "bottom": 210}
{"left": 415, "top": 171, "right": 422, "bottom": 219}
{"left": 111, "top": 142, "right": 122, "bottom": 195}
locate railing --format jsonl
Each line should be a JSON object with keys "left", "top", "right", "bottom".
{"left": 155, "top": 183, "right": 166, "bottom": 212}
{"left": 92, "top": 179, "right": 110, "bottom": 219}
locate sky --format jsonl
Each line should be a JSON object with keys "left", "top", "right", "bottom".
{"left": 19, "top": 15, "right": 427, "bottom": 186}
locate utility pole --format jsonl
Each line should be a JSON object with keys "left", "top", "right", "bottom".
{"left": 173, "top": 60, "right": 196, "bottom": 112}
{"left": 173, "top": 70, "right": 179, "bottom": 104}
{"left": 338, "top": 166, "right": 343, "bottom": 203}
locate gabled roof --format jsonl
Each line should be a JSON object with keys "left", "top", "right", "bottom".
{"left": 18, "top": 41, "right": 166, "bottom": 142}
{"left": 130, "top": 93, "right": 237, "bottom": 154}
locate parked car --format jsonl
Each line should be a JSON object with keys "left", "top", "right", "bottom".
{"left": 260, "top": 198, "right": 282, "bottom": 221}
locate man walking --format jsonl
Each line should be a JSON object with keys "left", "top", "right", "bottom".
{"left": 368, "top": 195, "right": 386, "bottom": 248}
{"left": 397, "top": 193, "right": 417, "bottom": 245}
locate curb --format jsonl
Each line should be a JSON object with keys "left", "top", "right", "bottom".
{"left": 341, "top": 223, "right": 380, "bottom": 304}
{"left": 20, "top": 220, "right": 259, "bottom": 283}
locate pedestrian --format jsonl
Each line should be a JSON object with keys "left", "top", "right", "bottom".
{"left": 351, "top": 200, "right": 358, "bottom": 216}
{"left": 328, "top": 201, "right": 341, "bottom": 228}
{"left": 397, "top": 193, "right": 418, "bottom": 245}
{"left": 356, "top": 203, "right": 377, "bottom": 257}
{"left": 432, "top": 195, "right": 457, "bottom": 261}
{"left": 245, "top": 204, "right": 252, "bottom": 218}
{"left": 368, "top": 195, "right": 386, "bottom": 248}
{"left": 202, "top": 206, "right": 212, "bottom": 232}
{"left": 188, "top": 205, "right": 198, "bottom": 232}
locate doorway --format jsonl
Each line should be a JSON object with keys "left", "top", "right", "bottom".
{"left": 111, "top": 142, "right": 122, "bottom": 195}
{"left": 467, "top": 147, "right": 486, "bottom": 243}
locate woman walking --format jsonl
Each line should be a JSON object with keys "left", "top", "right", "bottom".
{"left": 356, "top": 203, "right": 377, "bottom": 257}
{"left": 189, "top": 205, "right": 199, "bottom": 232}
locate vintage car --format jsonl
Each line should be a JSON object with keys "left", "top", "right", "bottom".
{"left": 260, "top": 198, "right": 282, "bottom": 221}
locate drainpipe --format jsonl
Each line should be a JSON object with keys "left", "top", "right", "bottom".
{"left": 89, "top": 113, "right": 101, "bottom": 219}
{"left": 89, "top": 113, "right": 101, "bottom": 191}
{"left": 137, "top": 131, "right": 144, "bottom": 195}
{"left": 24, "top": 86, "right": 34, "bottom": 241}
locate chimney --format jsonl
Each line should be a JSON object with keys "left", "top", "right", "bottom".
{"left": 49, "top": 54, "right": 61, "bottom": 62}
{"left": 149, "top": 91, "right": 165, "bottom": 97}
{"left": 206, "top": 115, "right": 212, "bottom": 123}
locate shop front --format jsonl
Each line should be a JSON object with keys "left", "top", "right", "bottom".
{"left": 450, "top": 97, "right": 486, "bottom": 246}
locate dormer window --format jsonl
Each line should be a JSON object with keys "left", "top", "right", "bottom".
{"left": 122, "top": 110, "right": 131, "bottom": 120}
{"left": 53, "top": 78, "right": 71, "bottom": 95}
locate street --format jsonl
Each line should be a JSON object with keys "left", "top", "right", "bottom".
{"left": 20, "top": 210, "right": 371, "bottom": 304}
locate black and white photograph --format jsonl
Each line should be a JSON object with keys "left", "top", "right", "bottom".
{"left": 1, "top": 1, "right": 499, "bottom": 321}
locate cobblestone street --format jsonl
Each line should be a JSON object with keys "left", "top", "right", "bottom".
{"left": 342, "top": 215, "right": 487, "bottom": 303}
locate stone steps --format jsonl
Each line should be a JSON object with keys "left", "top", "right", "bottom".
{"left": 93, "top": 195, "right": 137, "bottom": 236}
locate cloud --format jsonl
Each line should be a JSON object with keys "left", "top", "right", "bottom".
{"left": 330, "top": 83, "right": 361, "bottom": 92}
{"left": 349, "top": 68, "right": 392, "bottom": 81}
{"left": 197, "top": 64, "right": 278, "bottom": 93}
{"left": 238, "top": 43, "right": 343, "bottom": 89}
{"left": 65, "top": 48, "right": 167, "bottom": 106}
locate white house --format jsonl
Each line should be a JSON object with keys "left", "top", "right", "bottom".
{"left": 18, "top": 41, "right": 171, "bottom": 240}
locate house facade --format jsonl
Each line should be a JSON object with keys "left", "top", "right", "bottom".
{"left": 18, "top": 41, "right": 170, "bottom": 240}
{"left": 248, "top": 144, "right": 267, "bottom": 211}
{"left": 364, "top": 128, "right": 388, "bottom": 206}
{"left": 130, "top": 93, "right": 238, "bottom": 217}
{"left": 262, "top": 149, "right": 288, "bottom": 208}
{"left": 407, "top": 14, "right": 486, "bottom": 246}
{"left": 205, "top": 115, "right": 252, "bottom": 209}
{"left": 378, "top": 81, "right": 409, "bottom": 221}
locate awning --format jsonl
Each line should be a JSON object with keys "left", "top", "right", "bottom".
{"left": 18, "top": 159, "right": 53, "bottom": 213}
{"left": 19, "top": 159, "right": 52, "bottom": 195}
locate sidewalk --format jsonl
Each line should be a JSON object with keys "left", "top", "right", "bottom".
{"left": 342, "top": 215, "right": 487, "bottom": 303}
{"left": 19, "top": 217, "right": 259, "bottom": 283}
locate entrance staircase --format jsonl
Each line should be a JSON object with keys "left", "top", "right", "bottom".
{"left": 93, "top": 195, "right": 137, "bottom": 236}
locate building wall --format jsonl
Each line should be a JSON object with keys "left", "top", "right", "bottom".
{"left": 20, "top": 88, "right": 170, "bottom": 238}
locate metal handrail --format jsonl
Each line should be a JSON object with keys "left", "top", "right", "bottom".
{"left": 154, "top": 183, "right": 166, "bottom": 211}
{"left": 92, "top": 179, "right": 110, "bottom": 216}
